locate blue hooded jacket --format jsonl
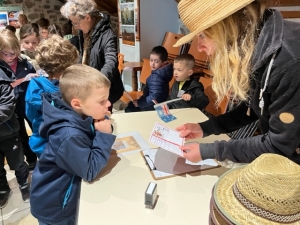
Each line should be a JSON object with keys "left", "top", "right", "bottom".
{"left": 30, "top": 92, "right": 115, "bottom": 223}
{"left": 137, "top": 63, "right": 173, "bottom": 110}
{"left": 25, "top": 77, "right": 59, "bottom": 156}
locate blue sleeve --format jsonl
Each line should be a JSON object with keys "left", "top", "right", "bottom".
{"left": 137, "top": 73, "right": 167, "bottom": 108}
{"left": 55, "top": 131, "right": 116, "bottom": 182}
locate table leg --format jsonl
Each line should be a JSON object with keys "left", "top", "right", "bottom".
{"left": 132, "top": 71, "right": 138, "bottom": 91}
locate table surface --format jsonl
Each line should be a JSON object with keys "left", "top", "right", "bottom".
{"left": 77, "top": 109, "right": 230, "bottom": 225}
{"left": 122, "top": 61, "right": 143, "bottom": 70}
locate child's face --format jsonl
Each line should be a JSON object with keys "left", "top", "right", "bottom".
{"left": 79, "top": 86, "right": 111, "bottom": 120}
{"left": 149, "top": 54, "right": 163, "bottom": 71}
{"left": 173, "top": 62, "right": 193, "bottom": 82}
{"left": 0, "top": 48, "right": 17, "bottom": 65}
{"left": 21, "top": 34, "right": 39, "bottom": 52}
{"left": 40, "top": 28, "right": 49, "bottom": 40}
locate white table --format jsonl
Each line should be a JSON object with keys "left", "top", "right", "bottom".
{"left": 77, "top": 108, "right": 230, "bottom": 225}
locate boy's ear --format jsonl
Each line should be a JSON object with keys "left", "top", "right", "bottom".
{"left": 70, "top": 98, "right": 82, "bottom": 110}
{"left": 188, "top": 69, "right": 194, "bottom": 76}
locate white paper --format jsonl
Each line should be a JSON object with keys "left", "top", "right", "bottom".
{"left": 149, "top": 122, "right": 184, "bottom": 156}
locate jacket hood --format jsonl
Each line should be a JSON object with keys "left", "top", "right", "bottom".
{"left": 40, "top": 92, "right": 94, "bottom": 139}
{"left": 154, "top": 63, "right": 174, "bottom": 83}
{"left": 251, "top": 9, "right": 282, "bottom": 72}
{"left": 92, "top": 13, "right": 111, "bottom": 41}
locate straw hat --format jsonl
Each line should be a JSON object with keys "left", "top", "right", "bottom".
{"left": 174, "top": 0, "right": 254, "bottom": 47}
{"left": 212, "top": 154, "right": 300, "bottom": 224}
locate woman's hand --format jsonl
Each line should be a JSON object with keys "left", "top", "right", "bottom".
{"left": 180, "top": 142, "right": 202, "bottom": 163}
{"left": 176, "top": 123, "right": 203, "bottom": 140}
{"left": 94, "top": 118, "right": 112, "bottom": 134}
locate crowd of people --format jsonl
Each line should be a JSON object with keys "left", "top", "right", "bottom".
{"left": 0, "top": 0, "right": 300, "bottom": 224}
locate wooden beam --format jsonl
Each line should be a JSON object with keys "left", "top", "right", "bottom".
{"left": 94, "top": 0, "right": 117, "bottom": 15}
{"left": 269, "top": 0, "right": 300, "bottom": 7}
{"left": 280, "top": 11, "right": 300, "bottom": 18}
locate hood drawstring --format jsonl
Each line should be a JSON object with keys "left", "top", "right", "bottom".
{"left": 259, "top": 52, "right": 277, "bottom": 115}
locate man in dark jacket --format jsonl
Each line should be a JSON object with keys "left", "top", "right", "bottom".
{"left": 168, "top": 54, "right": 209, "bottom": 111}
{"left": 0, "top": 68, "right": 29, "bottom": 208}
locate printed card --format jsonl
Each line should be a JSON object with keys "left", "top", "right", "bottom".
{"left": 149, "top": 122, "right": 184, "bottom": 156}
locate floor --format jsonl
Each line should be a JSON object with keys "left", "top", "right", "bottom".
{"left": 1, "top": 101, "right": 125, "bottom": 225}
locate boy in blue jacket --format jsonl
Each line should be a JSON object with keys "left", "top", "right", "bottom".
{"left": 25, "top": 35, "right": 79, "bottom": 158}
{"left": 30, "top": 64, "right": 115, "bottom": 225}
{"left": 125, "top": 46, "right": 173, "bottom": 112}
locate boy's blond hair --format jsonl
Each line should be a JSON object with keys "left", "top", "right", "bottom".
{"left": 35, "top": 35, "right": 78, "bottom": 77}
{"left": 174, "top": 53, "right": 195, "bottom": 70}
{"left": 60, "top": 64, "right": 111, "bottom": 105}
{"left": 0, "top": 29, "right": 21, "bottom": 56}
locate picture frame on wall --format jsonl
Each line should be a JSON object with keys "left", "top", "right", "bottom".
{"left": 121, "top": 25, "right": 135, "bottom": 46}
{"left": 118, "top": 0, "right": 140, "bottom": 44}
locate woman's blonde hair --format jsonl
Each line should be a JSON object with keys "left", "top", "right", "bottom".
{"left": 60, "top": 0, "right": 99, "bottom": 19}
{"left": 60, "top": 64, "right": 110, "bottom": 105}
{"left": 0, "top": 29, "right": 21, "bottom": 56}
{"left": 205, "top": 1, "right": 265, "bottom": 104}
{"left": 35, "top": 35, "right": 79, "bottom": 77}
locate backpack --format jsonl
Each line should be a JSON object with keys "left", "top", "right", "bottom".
{"left": 25, "top": 76, "right": 59, "bottom": 157}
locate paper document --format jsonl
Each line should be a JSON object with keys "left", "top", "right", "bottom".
{"left": 149, "top": 122, "right": 184, "bottom": 156}
{"left": 141, "top": 148, "right": 219, "bottom": 180}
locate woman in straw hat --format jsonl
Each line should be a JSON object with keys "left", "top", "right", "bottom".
{"left": 210, "top": 153, "right": 300, "bottom": 224}
{"left": 175, "top": 0, "right": 300, "bottom": 164}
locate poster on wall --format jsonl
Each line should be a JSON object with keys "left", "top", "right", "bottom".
{"left": 135, "top": 0, "right": 140, "bottom": 41}
{"left": 121, "top": 25, "right": 135, "bottom": 46}
{"left": 120, "top": 3, "right": 134, "bottom": 25}
{"left": 0, "top": 12, "right": 9, "bottom": 28}
{"left": 8, "top": 11, "right": 21, "bottom": 28}
{"left": 0, "top": 5, "right": 23, "bottom": 30}
{"left": 119, "top": 0, "right": 140, "bottom": 46}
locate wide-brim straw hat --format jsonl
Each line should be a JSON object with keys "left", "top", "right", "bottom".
{"left": 212, "top": 153, "right": 300, "bottom": 224}
{"left": 174, "top": 0, "right": 255, "bottom": 47}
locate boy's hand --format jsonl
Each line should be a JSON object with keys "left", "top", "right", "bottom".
{"left": 182, "top": 94, "right": 191, "bottom": 101}
{"left": 94, "top": 118, "right": 112, "bottom": 134}
{"left": 132, "top": 100, "right": 138, "bottom": 107}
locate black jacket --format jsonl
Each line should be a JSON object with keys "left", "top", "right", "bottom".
{"left": 78, "top": 14, "right": 124, "bottom": 104}
{"left": 168, "top": 77, "right": 208, "bottom": 110}
{"left": 0, "top": 66, "right": 19, "bottom": 141}
{"left": 200, "top": 9, "right": 300, "bottom": 164}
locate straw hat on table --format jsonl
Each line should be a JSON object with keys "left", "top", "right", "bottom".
{"left": 174, "top": 0, "right": 255, "bottom": 47}
{"left": 211, "top": 153, "right": 300, "bottom": 224}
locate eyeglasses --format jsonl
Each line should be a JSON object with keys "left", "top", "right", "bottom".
{"left": 71, "top": 18, "right": 83, "bottom": 27}
{"left": 0, "top": 50, "right": 16, "bottom": 57}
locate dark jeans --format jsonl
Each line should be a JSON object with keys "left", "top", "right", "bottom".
{"left": 125, "top": 102, "right": 142, "bottom": 113}
{"left": 16, "top": 93, "right": 37, "bottom": 165}
{"left": 0, "top": 136, "right": 29, "bottom": 191}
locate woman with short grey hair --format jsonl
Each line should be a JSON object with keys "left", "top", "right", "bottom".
{"left": 61, "top": 0, "right": 124, "bottom": 110}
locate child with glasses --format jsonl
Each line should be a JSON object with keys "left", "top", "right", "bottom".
{"left": 0, "top": 29, "right": 37, "bottom": 172}
{"left": 0, "top": 29, "right": 31, "bottom": 207}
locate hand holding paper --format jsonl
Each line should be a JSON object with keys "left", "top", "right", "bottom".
{"left": 179, "top": 142, "right": 202, "bottom": 163}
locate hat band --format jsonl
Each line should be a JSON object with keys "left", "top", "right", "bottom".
{"left": 232, "top": 183, "right": 300, "bottom": 223}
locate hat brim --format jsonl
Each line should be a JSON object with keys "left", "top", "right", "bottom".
{"left": 213, "top": 167, "right": 300, "bottom": 225}
{"left": 173, "top": 29, "right": 199, "bottom": 47}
